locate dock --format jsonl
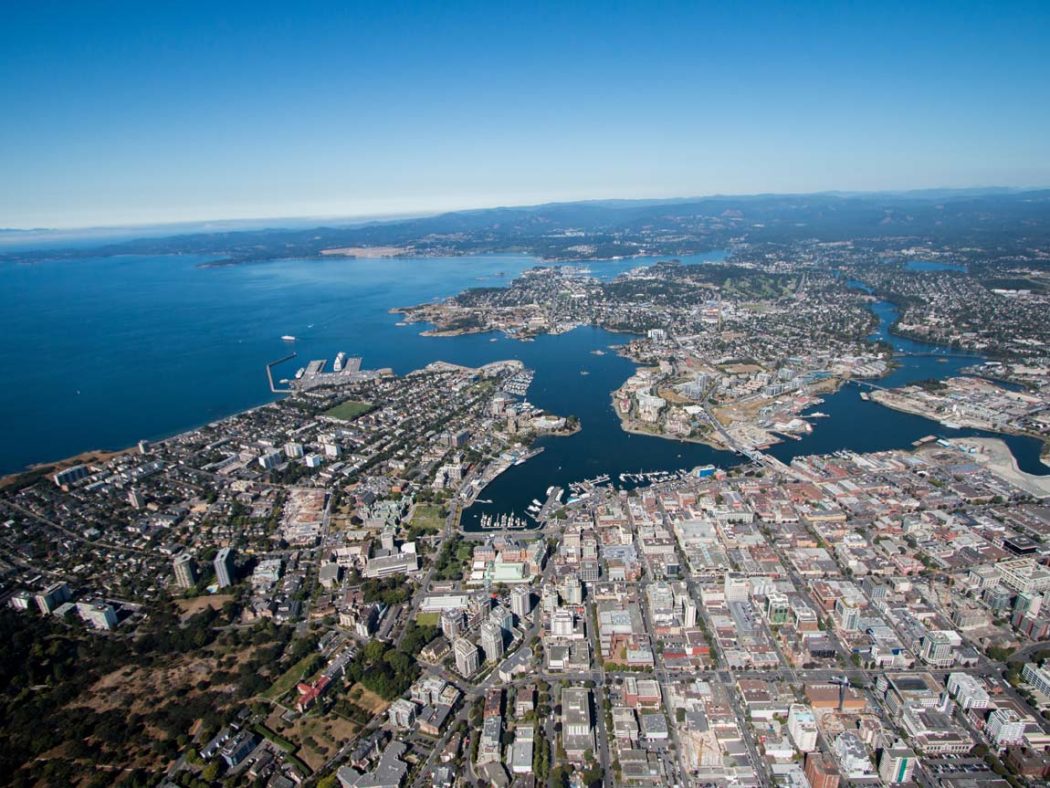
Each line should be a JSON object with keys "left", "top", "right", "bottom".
{"left": 266, "top": 353, "right": 297, "bottom": 393}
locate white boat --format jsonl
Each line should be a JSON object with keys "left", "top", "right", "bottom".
{"left": 281, "top": 335, "right": 296, "bottom": 342}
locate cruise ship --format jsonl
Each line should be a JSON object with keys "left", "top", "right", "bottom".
{"left": 333, "top": 352, "right": 346, "bottom": 372}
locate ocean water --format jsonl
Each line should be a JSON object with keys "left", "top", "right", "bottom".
{"left": 0, "top": 251, "right": 721, "bottom": 474}
{"left": 1, "top": 250, "right": 1044, "bottom": 524}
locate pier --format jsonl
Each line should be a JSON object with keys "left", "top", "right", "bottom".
{"left": 266, "top": 352, "right": 297, "bottom": 393}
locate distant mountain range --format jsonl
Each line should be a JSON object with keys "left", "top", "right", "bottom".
{"left": 4, "top": 188, "right": 1050, "bottom": 266}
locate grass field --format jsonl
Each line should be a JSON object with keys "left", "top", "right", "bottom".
{"left": 325, "top": 400, "right": 374, "bottom": 421}
{"left": 175, "top": 594, "right": 234, "bottom": 621}
{"left": 410, "top": 503, "right": 445, "bottom": 531}
{"left": 415, "top": 612, "right": 440, "bottom": 627}
{"left": 263, "top": 653, "right": 320, "bottom": 701}
{"left": 348, "top": 683, "right": 390, "bottom": 715}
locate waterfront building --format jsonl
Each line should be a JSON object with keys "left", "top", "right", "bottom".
{"left": 53, "top": 464, "right": 89, "bottom": 487}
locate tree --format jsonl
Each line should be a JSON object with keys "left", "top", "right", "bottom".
{"left": 201, "top": 761, "right": 221, "bottom": 782}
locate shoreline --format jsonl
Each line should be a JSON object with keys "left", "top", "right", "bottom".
{"left": 870, "top": 389, "right": 1049, "bottom": 455}
{"left": 950, "top": 437, "right": 1050, "bottom": 498}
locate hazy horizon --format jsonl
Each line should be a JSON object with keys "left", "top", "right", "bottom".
{"left": 2, "top": 184, "right": 1048, "bottom": 238}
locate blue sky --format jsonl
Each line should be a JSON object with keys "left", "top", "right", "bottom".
{"left": 2, "top": 1, "right": 1049, "bottom": 228}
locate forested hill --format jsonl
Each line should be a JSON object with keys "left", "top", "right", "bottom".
{"left": 5, "top": 189, "right": 1050, "bottom": 266}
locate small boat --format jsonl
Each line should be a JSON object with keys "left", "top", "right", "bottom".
{"left": 281, "top": 335, "right": 296, "bottom": 342}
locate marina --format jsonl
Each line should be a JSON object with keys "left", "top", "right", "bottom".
{"left": 478, "top": 512, "right": 530, "bottom": 530}
{"left": 617, "top": 469, "right": 684, "bottom": 484}
{"left": 501, "top": 369, "right": 534, "bottom": 397}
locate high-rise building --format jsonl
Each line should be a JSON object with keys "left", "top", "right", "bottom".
{"left": 920, "top": 630, "right": 961, "bottom": 667}
{"left": 441, "top": 608, "right": 464, "bottom": 641}
{"left": 77, "top": 601, "right": 118, "bottom": 630}
{"left": 511, "top": 586, "right": 532, "bottom": 620}
{"left": 53, "top": 464, "right": 89, "bottom": 488}
{"left": 551, "top": 608, "right": 575, "bottom": 637}
{"left": 560, "top": 574, "right": 583, "bottom": 605}
{"left": 1022, "top": 662, "right": 1050, "bottom": 697}
{"left": 173, "top": 553, "right": 198, "bottom": 589}
{"left": 681, "top": 597, "right": 698, "bottom": 628}
{"left": 258, "top": 450, "right": 283, "bottom": 469}
{"left": 542, "top": 585, "right": 559, "bottom": 614}
{"left": 215, "top": 547, "right": 235, "bottom": 589}
{"left": 946, "top": 672, "right": 991, "bottom": 711}
{"left": 284, "top": 442, "right": 304, "bottom": 459}
{"left": 480, "top": 621, "right": 504, "bottom": 663}
{"left": 837, "top": 598, "right": 862, "bottom": 631}
{"left": 490, "top": 604, "right": 513, "bottom": 636}
{"left": 128, "top": 489, "right": 146, "bottom": 509}
{"left": 987, "top": 708, "right": 1026, "bottom": 747}
{"left": 1014, "top": 591, "right": 1043, "bottom": 618}
{"left": 877, "top": 744, "right": 916, "bottom": 785}
{"left": 766, "top": 592, "right": 790, "bottom": 625}
{"left": 453, "top": 637, "right": 479, "bottom": 677}
{"left": 787, "top": 705, "right": 818, "bottom": 752}
{"left": 35, "top": 582, "right": 72, "bottom": 614}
